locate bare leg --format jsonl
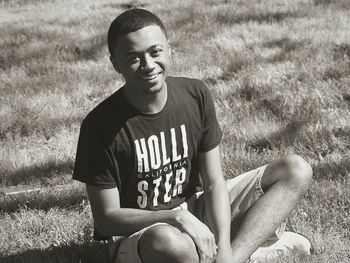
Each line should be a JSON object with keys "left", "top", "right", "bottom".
{"left": 138, "top": 224, "right": 199, "bottom": 263}
{"left": 230, "top": 154, "right": 312, "bottom": 262}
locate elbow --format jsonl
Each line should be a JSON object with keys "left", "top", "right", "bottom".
{"left": 204, "top": 177, "right": 226, "bottom": 193}
{"left": 93, "top": 210, "right": 117, "bottom": 237}
{"left": 95, "top": 222, "right": 110, "bottom": 237}
{"left": 94, "top": 216, "right": 110, "bottom": 237}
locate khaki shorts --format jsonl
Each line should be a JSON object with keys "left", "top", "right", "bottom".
{"left": 109, "top": 165, "right": 286, "bottom": 263}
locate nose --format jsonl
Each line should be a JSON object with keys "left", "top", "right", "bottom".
{"left": 140, "top": 54, "right": 155, "bottom": 71}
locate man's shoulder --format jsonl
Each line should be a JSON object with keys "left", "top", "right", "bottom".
{"left": 81, "top": 88, "right": 125, "bottom": 129}
{"left": 167, "top": 76, "right": 205, "bottom": 88}
{"left": 167, "top": 76, "right": 208, "bottom": 97}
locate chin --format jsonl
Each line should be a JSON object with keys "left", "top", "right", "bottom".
{"left": 141, "top": 78, "right": 166, "bottom": 95}
{"left": 144, "top": 84, "right": 164, "bottom": 95}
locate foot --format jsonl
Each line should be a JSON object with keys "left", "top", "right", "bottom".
{"left": 250, "top": 231, "right": 313, "bottom": 261}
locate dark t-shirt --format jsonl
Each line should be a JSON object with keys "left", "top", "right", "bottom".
{"left": 73, "top": 76, "right": 222, "bottom": 217}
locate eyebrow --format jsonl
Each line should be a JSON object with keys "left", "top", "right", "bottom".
{"left": 125, "top": 44, "right": 165, "bottom": 57}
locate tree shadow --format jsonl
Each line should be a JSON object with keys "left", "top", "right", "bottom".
{"left": 218, "top": 53, "right": 251, "bottom": 82}
{"left": 0, "top": 183, "right": 87, "bottom": 213}
{"left": 314, "top": 0, "right": 350, "bottom": 8}
{"left": 322, "top": 43, "right": 350, "bottom": 81}
{"left": 313, "top": 158, "right": 350, "bottom": 180}
{"left": 0, "top": 242, "right": 109, "bottom": 263}
{"left": 248, "top": 119, "right": 306, "bottom": 153}
{"left": 1, "top": 25, "right": 105, "bottom": 71}
{"left": 102, "top": 1, "right": 148, "bottom": 9}
{"left": 261, "top": 37, "right": 304, "bottom": 63}
{"left": 216, "top": 9, "right": 306, "bottom": 25}
{"left": 1, "top": 115, "right": 82, "bottom": 140}
{"left": 204, "top": 37, "right": 305, "bottom": 84}
{"left": 0, "top": 159, "right": 74, "bottom": 186}
{"left": 247, "top": 120, "right": 350, "bottom": 180}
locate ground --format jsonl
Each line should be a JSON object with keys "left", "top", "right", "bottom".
{"left": 0, "top": 0, "right": 349, "bottom": 262}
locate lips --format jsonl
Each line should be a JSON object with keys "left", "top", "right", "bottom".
{"left": 139, "top": 72, "right": 161, "bottom": 81}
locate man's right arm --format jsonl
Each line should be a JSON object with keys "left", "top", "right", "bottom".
{"left": 86, "top": 184, "right": 179, "bottom": 236}
{"left": 86, "top": 184, "right": 217, "bottom": 262}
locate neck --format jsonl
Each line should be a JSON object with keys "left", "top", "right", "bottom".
{"left": 123, "top": 83, "right": 167, "bottom": 114}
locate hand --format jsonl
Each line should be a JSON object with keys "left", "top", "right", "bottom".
{"left": 172, "top": 209, "right": 217, "bottom": 263}
{"left": 215, "top": 248, "right": 233, "bottom": 263}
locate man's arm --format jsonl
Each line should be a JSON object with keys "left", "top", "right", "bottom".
{"left": 86, "top": 185, "right": 178, "bottom": 236}
{"left": 87, "top": 184, "right": 216, "bottom": 249}
{"left": 198, "top": 145, "right": 233, "bottom": 261}
{"left": 87, "top": 183, "right": 218, "bottom": 262}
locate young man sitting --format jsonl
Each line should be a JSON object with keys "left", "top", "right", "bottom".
{"left": 73, "top": 8, "right": 313, "bottom": 263}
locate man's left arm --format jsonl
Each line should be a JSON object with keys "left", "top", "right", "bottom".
{"left": 198, "top": 145, "right": 233, "bottom": 262}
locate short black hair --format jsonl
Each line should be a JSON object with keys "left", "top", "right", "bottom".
{"left": 107, "top": 8, "right": 167, "bottom": 56}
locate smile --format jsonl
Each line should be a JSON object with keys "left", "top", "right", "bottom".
{"left": 139, "top": 72, "right": 161, "bottom": 81}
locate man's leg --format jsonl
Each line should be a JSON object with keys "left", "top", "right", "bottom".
{"left": 109, "top": 223, "right": 199, "bottom": 263}
{"left": 138, "top": 224, "right": 199, "bottom": 263}
{"left": 229, "top": 154, "right": 312, "bottom": 262}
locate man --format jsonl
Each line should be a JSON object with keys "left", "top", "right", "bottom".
{"left": 73, "top": 8, "right": 313, "bottom": 263}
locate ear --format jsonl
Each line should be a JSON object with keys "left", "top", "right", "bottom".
{"left": 110, "top": 55, "right": 121, "bottom": 73}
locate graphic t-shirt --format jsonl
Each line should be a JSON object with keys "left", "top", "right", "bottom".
{"left": 73, "top": 76, "right": 222, "bottom": 212}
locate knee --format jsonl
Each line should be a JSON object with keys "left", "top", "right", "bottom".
{"left": 281, "top": 154, "right": 313, "bottom": 191}
{"left": 139, "top": 224, "right": 198, "bottom": 263}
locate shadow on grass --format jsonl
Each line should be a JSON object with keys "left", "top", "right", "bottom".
{"left": 1, "top": 0, "right": 59, "bottom": 7}
{"left": 0, "top": 183, "right": 87, "bottom": 213}
{"left": 218, "top": 53, "right": 251, "bottom": 81}
{"left": 0, "top": 242, "right": 109, "bottom": 263}
{"left": 314, "top": 0, "right": 350, "bottom": 8}
{"left": 248, "top": 120, "right": 306, "bottom": 153}
{"left": 0, "top": 25, "right": 105, "bottom": 71}
{"left": 262, "top": 38, "right": 305, "bottom": 63}
{"left": 313, "top": 158, "right": 350, "bottom": 180}
{"left": 216, "top": 9, "right": 307, "bottom": 25}
{"left": 0, "top": 115, "right": 82, "bottom": 140}
{"left": 102, "top": 1, "right": 148, "bottom": 9}
{"left": 0, "top": 160, "right": 74, "bottom": 186}
{"left": 248, "top": 120, "right": 350, "bottom": 180}
{"left": 206, "top": 37, "right": 305, "bottom": 83}
{"left": 322, "top": 43, "right": 350, "bottom": 81}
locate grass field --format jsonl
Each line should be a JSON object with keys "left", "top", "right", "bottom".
{"left": 0, "top": 0, "right": 349, "bottom": 262}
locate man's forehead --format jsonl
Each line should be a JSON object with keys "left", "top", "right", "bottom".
{"left": 127, "top": 25, "right": 165, "bottom": 38}
{"left": 117, "top": 25, "right": 168, "bottom": 51}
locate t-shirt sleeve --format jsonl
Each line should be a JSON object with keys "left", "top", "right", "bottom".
{"left": 198, "top": 82, "right": 223, "bottom": 152}
{"left": 72, "top": 119, "right": 119, "bottom": 189}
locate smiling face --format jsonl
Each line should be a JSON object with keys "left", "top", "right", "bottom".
{"left": 111, "top": 25, "right": 171, "bottom": 96}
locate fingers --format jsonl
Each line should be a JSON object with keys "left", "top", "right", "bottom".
{"left": 194, "top": 232, "right": 217, "bottom": 263}
{"left": 191, "top": 224, "right": 217, "bottom": 263}
{"left": 173, "top": 210, "right": 217, "bottom": 262}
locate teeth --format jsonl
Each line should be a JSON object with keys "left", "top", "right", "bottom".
{"left": 141, "top": 73, "right": 159, "bottom": 80}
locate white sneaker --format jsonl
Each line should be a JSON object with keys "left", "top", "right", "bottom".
{"left": 250, "top": 231, "right": 313, "bottom": 261}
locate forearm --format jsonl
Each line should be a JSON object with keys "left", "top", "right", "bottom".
{"left": 204, "top": 179, "right": 231, "bottom": 250}
{"left": 96, "top": 207, "right": 177, "bottom": 236}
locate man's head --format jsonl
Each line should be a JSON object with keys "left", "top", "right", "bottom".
{"left": 108, "top": 8, "right": 168, "bottom": 57}
{"left": 108, "top": 9, "right": 171, "bottom": 96}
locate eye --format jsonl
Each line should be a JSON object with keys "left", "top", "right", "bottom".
{"left": 127, "top": 55, "right": 140, "bottom": 64}
{"left": 150, "top": 48, "right": 163, "bottom": 57}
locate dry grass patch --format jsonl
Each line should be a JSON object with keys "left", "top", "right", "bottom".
{"left": 1, "top": 0, "right": 349, "bottom": 261}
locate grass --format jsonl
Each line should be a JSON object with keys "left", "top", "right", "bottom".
{"left": 0, "top": 0, "right": 349, "bottom": 262}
